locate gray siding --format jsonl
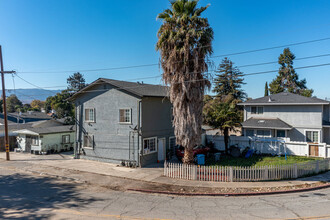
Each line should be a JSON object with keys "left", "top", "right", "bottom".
{"left": 74, "top": 83, "right": 174, "bottom": 167}
{"left": 75, "top": 83, "right": 140, "bottom": 164}
{"left": 244, "top": 104, "right": 330, "bottom": 143}
{"left": 140, "top": 97, "right": 174, "bottom": 166}
{"left": 246, "top": 105, "right": 323, "bottom": 129}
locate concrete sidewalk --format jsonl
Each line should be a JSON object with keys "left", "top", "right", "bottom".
{"left": 1, "top": 152, "right": 329, "bottom": 190}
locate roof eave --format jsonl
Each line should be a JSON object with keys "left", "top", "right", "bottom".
{"left": 239, "top": 103, "right": 329, "bottom": 106}
{"left": 242, "top": 125, "right": 292, "bottom": 130}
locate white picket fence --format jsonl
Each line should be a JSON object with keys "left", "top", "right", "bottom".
{"left": 164, "top": 158, "right": 330, "bottom": 182}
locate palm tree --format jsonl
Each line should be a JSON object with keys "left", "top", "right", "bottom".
{"left": 156, "top": 0, "right": 213, "bottom": 163}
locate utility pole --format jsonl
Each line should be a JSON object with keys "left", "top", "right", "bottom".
{"left": 0, "top": 46, "right": 15, "bottom": 161}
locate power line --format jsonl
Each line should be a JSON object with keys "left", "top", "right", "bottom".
{"left": 16, "top": 36, "right": 330, "bottom": 74}
{"left": 12, "top": 61, "right": 330, "bottom": 99}
{"left": 212, "top": 37, "right": 330, "bottom": 59}
{"left": 237, "top": 53, "right": 330, "bottom": 68}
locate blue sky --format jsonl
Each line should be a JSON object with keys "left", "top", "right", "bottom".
{"left": 1, "top": 0, "right": 330, "bottom": 99}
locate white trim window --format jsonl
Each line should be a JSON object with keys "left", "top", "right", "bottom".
{"left": 119, "top": 109, "right": 131, "bottom": 123}
{"left": 276, "top": 130, "right": 286, "bottom": 138}
{"left": 256, "top": 129, "right": 271, "bottom": 137}
{"left": 85, "top": 108, "right": 95, "bottom": 122}
{"left": 31, "top": 136, "right": 39, "bottom": 145}
{"left": 245, "top": 129, "right": 254, "bottom": 137}
{"left": 305, "top": 130, "right": 319, "bottom": 143}
{"left": 251, "top": 106, "right": 264, "bottom": 114}
{"left": 143, "top": 137, "right": 157, "bottom": 154}
{"left": 62, "top": 135, "right": 70, "bottom": 144}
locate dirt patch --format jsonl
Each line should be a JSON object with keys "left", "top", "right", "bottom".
{"left": 3, "top": 160, "right": 329, "bottom": 196}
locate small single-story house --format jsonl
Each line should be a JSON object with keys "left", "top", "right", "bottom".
{"left": 69, "top": 78, "right": 175, "bottom": 167}
{"left": 14, "top": 125, "right": 75, "bottom": 154}
{"left": 0, "top": 111, "right": 53, "bottom": 124}
{"left": 0, "top": 119, "right": 64, "bottom": 152}
{"left": 238, "top": 92, "right": 330, "bottom": 157}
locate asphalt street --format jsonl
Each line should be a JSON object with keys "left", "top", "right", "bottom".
{"left": 0, "top": 167, "right": 330, "bottom": 220}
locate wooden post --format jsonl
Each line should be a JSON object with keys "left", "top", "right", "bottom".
{"left": 0, "top": 46, "right": 15, "bottom": 161}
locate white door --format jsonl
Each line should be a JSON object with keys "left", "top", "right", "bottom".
{"left": 158, "top": 138, "right": 166, "bottom": 161}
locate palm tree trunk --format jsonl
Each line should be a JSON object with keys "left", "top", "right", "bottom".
{"left": 224, "top": 127, "right": 229, "bottom": 155}
{"left": 182, "top": 147, "right": 194, "bottom": 164}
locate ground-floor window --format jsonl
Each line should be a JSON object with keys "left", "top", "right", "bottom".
{"left": 305, "top": 130, "right": 319, "bottom": 143}
{"left": 31, "top": 136, "right": 39, "bottom": 145}
{"left": 143, "top": 137, "right": 157, "bottom": 155}
{"left": 276, "top": 130, "right": 286, "bottom": 138}
{"left": 62, "top": 135, "right": 70, "bottom": 144}
{"left": 83, "top": 135, "right": 93, "bottom": 148}
{"left": 245, "top": 129, "right": 254, "bottom": 137}
{"left": 256, "top": 130, "right": 271, "bottom": 137}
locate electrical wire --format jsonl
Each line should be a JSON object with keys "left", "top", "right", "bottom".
{"left": 16, "top": 36, "right": 330, "bottom": 74}
{"left": 11, "top": 61, "right": 330, "bottom": 100}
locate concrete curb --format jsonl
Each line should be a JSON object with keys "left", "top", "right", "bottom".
{"left": 127, "top": 183, "right": 330, "bottom": 197}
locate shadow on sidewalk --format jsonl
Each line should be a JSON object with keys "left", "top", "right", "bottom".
{"left": 0, "top": 173, "right": 99, "bottom": 219}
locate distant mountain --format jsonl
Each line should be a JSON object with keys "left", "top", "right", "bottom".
{"left": 1, "top": 89, "right": 62, "bottom": 103}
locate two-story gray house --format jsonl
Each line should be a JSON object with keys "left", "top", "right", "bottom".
{"left": 69, "top": 78, "right": 175, "bottom": 167}
{"left": 238, "top": 92, "right": 330, "bottom": 157}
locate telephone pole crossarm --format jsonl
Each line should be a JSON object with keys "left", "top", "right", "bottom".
{"left": 0, "top": 71, "right": 15, "bottom": 74}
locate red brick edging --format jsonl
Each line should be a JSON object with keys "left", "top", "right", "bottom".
{"left": 127, "top": 183, "right": 330, "bottom": 197}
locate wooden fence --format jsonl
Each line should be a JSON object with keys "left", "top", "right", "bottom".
{"left": 164, "top": 158, "right": 330, "bottom": 182}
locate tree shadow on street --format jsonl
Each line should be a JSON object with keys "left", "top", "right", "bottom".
{"left": 0, "top": 173, "right": 99, "bottom": 219}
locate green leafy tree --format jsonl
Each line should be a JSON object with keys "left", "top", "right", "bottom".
{"left": 67, "top": 72, "right": 86, "bottom": 92}
{"left": 30, "top": 100, "right": 45, "bottom": 111}
{"left": 45, "top": 90, "right": 74, "bottom": 123}
{"left": 269, "top": 48, "right": 313, "bottom": 97}
{"left": 264, "top": 82, "right": 269, "bottom": 96}
{"left": 6, "top": 94, "right": 22, "bottom": 113}
{"left": 203, "top": 99, "right": 242, "bottom": 154}
{"left": 204, "top": 58, "right": 245, "bottom": 154}
{"left": 156, "top": 0, "right": 213, "bottom": 163}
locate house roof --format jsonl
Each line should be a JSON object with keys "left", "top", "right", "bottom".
{"left": 68, "top": 78, "right": 169, "bottom": 100}
{"left": 0, "top": 119, "right": 65, "bottom": 133}
{"left": 6, "top": 112, "right": 52, "bottom": 120}
{"left": 241, "top": 118, "right": 292, "bottom": 130}
{"left": 238, "top": 92, "right": 329, "bottom": 106}
{"left": 14, "top": 125, "right": 75, "bottom": 135}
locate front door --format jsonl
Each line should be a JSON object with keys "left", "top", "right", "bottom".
{"left": 158, "top": 138, "right": 166, "bottom": 161}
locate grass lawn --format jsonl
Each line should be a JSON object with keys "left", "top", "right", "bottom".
{"left": 207, "top": 155, "right": 322, "bottom": 167}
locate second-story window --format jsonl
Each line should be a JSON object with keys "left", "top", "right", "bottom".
{"left": 119, "top": 109, "right": 131, "bottom": 123}
{"left": 251, "top": 106, "right": 263, "bottom": 114}
{"left": 85, "top": 108, "right": 95, "bottom": 122}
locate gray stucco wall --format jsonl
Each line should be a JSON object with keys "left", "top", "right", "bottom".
{"left": 75, "top": 83, "right": 140, "bottom": 165}
{"left": 140, "top": 97, "right": 174, "bottom": 166}
{"left": 74, "top": 83, "right": 174, "bottom": 167}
